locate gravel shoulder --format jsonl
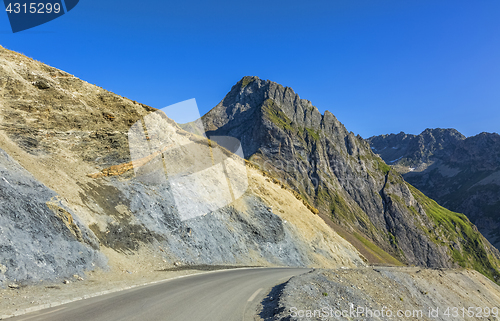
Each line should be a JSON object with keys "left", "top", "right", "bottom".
{"left": 267, "top": 267, "right": 500, "bottom": 321}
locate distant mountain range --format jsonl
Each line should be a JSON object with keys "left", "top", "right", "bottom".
{"left": 368, "top": 129, "right": 500, "bottom": 250}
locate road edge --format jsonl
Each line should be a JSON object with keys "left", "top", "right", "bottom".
{"left": 0, "top": 266, "right": 270, "bottom": 320}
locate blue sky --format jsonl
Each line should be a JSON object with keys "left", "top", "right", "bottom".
{"left": 1, "top": 0, "right": 499, "bottom": 138}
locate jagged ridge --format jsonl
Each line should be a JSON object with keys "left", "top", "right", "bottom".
{"left": 202, "top": 76, "right": 500, "bottom": 282}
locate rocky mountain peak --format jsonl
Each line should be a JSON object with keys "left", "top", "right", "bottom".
{"left": 202, "top": 77, "right": 500, "bottom": 278}
{"left": 420, "top": 127, "right": 465, "bottom": 139}
{"left": 203, "top": 76, "right": 352, "bottom": 159}
{"left": 209, "top": 77, "right": 342, "bottom": 127}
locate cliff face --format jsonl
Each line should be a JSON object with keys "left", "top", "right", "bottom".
{"left": 368, "top": 129, "right": 500, "bottom": 250}
{"left": 0, "top": 47, "right": 365, "bottom": 287}
{"left": 203, "top": 76, "right": 500, "bottom": 281}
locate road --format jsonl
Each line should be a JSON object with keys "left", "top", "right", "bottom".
{"left": 8, "top": 267, "right": 310, "bottom": 321}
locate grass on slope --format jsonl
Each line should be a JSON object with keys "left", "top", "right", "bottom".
{"left": 351, "top": 231, "right": 404, "bottom": 266}
{"left": 408, "top": 184, "right": 500, "bottom": 283}
{"left": 262, "top": 99, "right": 322, "bottom": 142}
{"left": 241, "top": 76, "right": 255, "bottom": 88}
{"left": 319, "top": 215, "right": 403, "bottom": 266}
{"left": 377, "top": 158, "right": 391, "bottom": 174}
{"left": 262, "top": 99, "right": 294, "bottom": 131}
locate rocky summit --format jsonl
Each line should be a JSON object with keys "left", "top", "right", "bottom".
{"left": 369, "top": 128, "right": 500, "bottom": 250}
{"left": 202, "top": 76, "right": 500, "bottom": 282}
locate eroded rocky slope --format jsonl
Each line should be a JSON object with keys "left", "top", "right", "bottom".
{"left": 0, "top": 46, "right": 365, "bottom": 287}
{"left": 0, "top": 148, "right": 106, "bottom": 285}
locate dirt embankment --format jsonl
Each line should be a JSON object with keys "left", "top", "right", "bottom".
{"left": 266, "top": 267, "right": 500, "bottom": 321}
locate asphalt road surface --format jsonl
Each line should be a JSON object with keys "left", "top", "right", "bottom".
{"left": 8, "top": 267, "right": 310, "bottom": 321}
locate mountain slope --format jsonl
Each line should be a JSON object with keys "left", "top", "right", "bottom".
{"left": 202, "top": 76, "right": 500, "bottom": 282}
{"left": 368, "top": 129, "right": 500, "bottom": 250}
{"left": 0, "top": 46, "right": 365, "bottom": 287}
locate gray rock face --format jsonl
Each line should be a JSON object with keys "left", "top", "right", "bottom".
{"left": 368, "top": 129, "right": 500, "bottom": 250}
{"left": 0, "top": 148, "right": 106, "bottom": 286}
{"left": 202, "top": 77, "right": 499, "bottom": 271}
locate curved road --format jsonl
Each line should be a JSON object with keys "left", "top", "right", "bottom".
{"left": 9, "top": 268, "right": 310, "bottom": 321}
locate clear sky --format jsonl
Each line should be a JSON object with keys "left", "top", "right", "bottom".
{"left": 1, "top": 0, "right": 499, "bottom": 138}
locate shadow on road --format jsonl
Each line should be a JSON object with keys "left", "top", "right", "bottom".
{"left": 257, "top": 282, "right": 289, "bottom": 321}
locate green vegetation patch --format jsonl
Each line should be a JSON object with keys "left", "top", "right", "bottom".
{"left": 262, "top": 99, "right": 294, "bottom": 131}
{"left": 377, "top": 158, "right": 391, "bottom": 175}
{"left": 316, "top": 187, "right": 353, "bottom": 222}
{"left": 352, "top": 231, "right": 404, "bottom": 266}
{"left": 316, "top": 186, "right": 378, "bottom": 240}
{"left": 261, "top": 99, "right": 323, "bottom": 141}
{"left": 360, "top": 153, "right": 392, "bottom": 178}
{"left": 305, "top": 127, "right": 320, "bottom": 141}
{"left": 330, "top": 223, "right": 403, "bottom": 265}
{"left": 408, "top": 183, "right": 500, "bottom": 283}
{"left": 241, "top": 76, "right": 255, "bottom": 88}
